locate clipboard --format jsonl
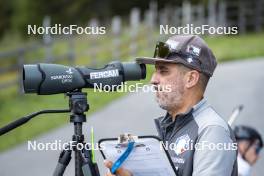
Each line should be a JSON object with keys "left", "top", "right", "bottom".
{"left": 98, "top": 134, "right": 177, "bottom": 176}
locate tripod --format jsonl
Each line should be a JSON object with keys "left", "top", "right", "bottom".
{"left": 0, "top": 90, "right": 100, "bottom": 176}
{"left": 53, "top": 91, "right": 100, "bottom": 176}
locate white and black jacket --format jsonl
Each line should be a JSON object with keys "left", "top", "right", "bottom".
{"left": 155, "top": 99, "right": 238, "bottom": 176}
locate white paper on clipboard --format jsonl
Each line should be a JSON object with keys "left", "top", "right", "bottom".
{"left": 99, "top": 136, "right": 177, "bottom": 176}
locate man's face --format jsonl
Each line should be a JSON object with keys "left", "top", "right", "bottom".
{"left": 150, "top": 62, "right": 186, "bottom": 111}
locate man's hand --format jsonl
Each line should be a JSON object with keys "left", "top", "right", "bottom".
{"left": 104, "top": 160, "right": 133, "bottom": 176}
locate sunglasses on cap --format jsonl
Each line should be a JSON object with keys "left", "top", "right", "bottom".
{"left": 153, "top": 41, "right": 201, "bottom": 66}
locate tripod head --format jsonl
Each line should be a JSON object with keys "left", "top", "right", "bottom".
{"left": 68, "top": 91, "right": 88, "bottom": 122}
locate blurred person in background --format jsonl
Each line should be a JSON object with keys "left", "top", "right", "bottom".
{"left": 234, "top": 125, "right": 263, "bottom": 176}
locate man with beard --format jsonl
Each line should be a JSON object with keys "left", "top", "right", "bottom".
{"left": 104, "top": 35, "right": 238, "bottom": 176}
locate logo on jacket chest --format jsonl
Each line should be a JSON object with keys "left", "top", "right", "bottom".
{"left": 174, "top": 134, "right": 191, "bottom": 155}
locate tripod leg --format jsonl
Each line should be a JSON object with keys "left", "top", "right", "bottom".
{"left": 82, "top": 162, "right": 100, "bottom": 176}
{"left": 53, "top": 148, "right": 72, "bottom": 176}
{"left": 82, "top": 163, "right": 93, "bottom": 176}
{"left": 81, "top": 145, "right": 100, "bottom": 176}
{"left": 74, "top": 122, "right": 85, "bottom": 176}
{"left": 75, "top": 149, "right": 84, "bottom": 176}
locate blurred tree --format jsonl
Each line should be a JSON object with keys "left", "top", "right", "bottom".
{"left": 11, "top": 0, "right": 94, "bottom": 37}
{"left": 0, "top": 0, "right": 13, "bottom": 38}
{"left": 2, "top": 0, "right": 241, "bottom": 39}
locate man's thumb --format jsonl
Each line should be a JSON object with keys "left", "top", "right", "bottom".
{"left": 104, "top": 160, "right": 113, "bottom": 169}
{"left": 104, "top": 160, "right": 132, "bottom": 176}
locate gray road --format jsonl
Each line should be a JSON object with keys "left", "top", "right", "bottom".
{"left": 0, "top": 58, "right": 264, "bottom": 176}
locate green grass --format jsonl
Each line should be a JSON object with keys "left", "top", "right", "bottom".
{"left": 0, "top": 30, "right": 263, "bottom": 152}
{"left": 205, "top": 33, "right": 264, "bottom": 62}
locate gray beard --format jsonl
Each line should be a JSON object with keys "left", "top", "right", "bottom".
{"left": 155, "top": 90, "right": 183, "bottom": 112}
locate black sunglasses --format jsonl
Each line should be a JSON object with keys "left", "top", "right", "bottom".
{"left": 153, "top": 42, "right": 173, "bottom": 58}
{"left": 153, "top": 41, "right": 201, "bottom": 65}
